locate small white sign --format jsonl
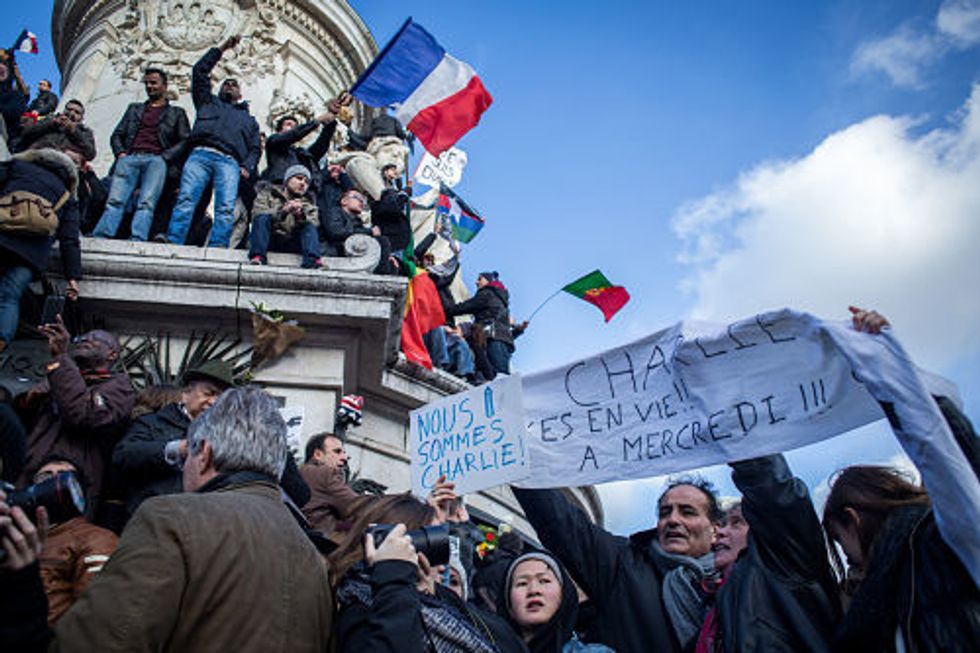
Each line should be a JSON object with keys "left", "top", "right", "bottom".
{"left": 410, "top": 374, "right": 529, "bottom": 497}
{"left": 413, "top": 147, "right": 468, "bottom": 189}
{"left": 279, "top": 405, "right": 305, "bottom": 461}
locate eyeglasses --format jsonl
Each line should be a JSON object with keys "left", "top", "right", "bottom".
{"left": 346, "top": 193, "right": 366, "bottom": 203}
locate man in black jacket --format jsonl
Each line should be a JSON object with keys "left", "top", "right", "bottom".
{"left": 17, "top": 99, "right": 96, "bottom": 163}
{"left": 512, "top": 479, "right": 721, "bottom": 652}
{"left": 165, "top": 36, "right": 260, "bottom": 247}
{"left": 27, "top": 80, "right": 58, "bottom": 118}
{"left": 261, "top": 92, "right": 351, "bottom": 187}
{"left": 322, "top": 188, "right": 395, "bottom": 274}
{"left": 92, "top": 68, "right": 189, "bottom": 241}
{"left": 111, "top": 360, "right": 231, "bottom": 517}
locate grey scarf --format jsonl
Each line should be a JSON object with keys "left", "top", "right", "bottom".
{"left": 650, "top": 540, "right": 719, "bottom": 649}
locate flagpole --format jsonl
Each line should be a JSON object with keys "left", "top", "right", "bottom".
{"left": 526, "top": 288, "right": 564, "bottom": 323}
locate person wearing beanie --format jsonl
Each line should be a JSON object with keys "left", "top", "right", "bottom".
{"left": 248, "top": 163, "right": 322, "bottom": 268}
{"left": 445, "top": 270, "right": 517, "bottom": 380}
{"left": 501, "top": 551, "right": 614, "bottom": 653}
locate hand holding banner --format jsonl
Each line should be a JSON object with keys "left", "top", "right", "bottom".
{"left": 410, "top": 374, "right": 529, "bottom": 497}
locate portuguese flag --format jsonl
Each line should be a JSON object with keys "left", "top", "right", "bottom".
{"left": 562, "top": 270, "right": 630, "bottom": 322}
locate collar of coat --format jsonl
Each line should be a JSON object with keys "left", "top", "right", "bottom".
{"left": 196, "top": 469, "right": 277, "bottom": 494}
{"left": 11, "top": 148, "right": 80, "bottom": 198}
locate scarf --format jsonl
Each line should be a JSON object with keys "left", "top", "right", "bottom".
{"left": 337, "top": 564, "right": 498, "bottom": 653}
{"left": 650, "top": 540, "right": 719, "bottom": 649}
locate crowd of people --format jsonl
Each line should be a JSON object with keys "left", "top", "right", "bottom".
{"left": 0, "top": 37, "right": 524, "bottom": 383}
{"left": 2, "top": 35, "right": 978, "bottom": 653}
{"left": 0, "top": 287, "right": 976, "bottom": 653}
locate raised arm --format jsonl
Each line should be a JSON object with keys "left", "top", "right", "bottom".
{"left": 511, "top": 487, "right": 625, "bottom": 601}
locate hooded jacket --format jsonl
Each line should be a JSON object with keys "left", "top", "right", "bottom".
{"left": 444, "top": 280, "right": 513, "bottom": 346}
{"left": 500, "top": 551, "right": 614, "bottom": 653}
{"left": 262, "top": 119, "right": 335, "bottom": 187}
{"left": 0, "top": 148, "right": 82, "bottom": 280}
{"left": 186, "top": 48, "right": 260, "bottom": 171}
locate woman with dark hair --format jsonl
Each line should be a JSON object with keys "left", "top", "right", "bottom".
{"left": 822, "top": 401, "right": 980, "bottom": 652}
{"left": 328, "top": 493, "right": 526, "bottom": 653}
{"left": 501, "top": 551, "right": 613, "bottom": 653}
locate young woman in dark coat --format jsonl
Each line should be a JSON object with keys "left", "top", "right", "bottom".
{"left": 500, "top": 551, "right": 614, "bottom": 653}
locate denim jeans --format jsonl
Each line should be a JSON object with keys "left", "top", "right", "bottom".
{"left": 92, "top": 153, "right": 168, "bottom": 241}
{"left": 446, "top": 332, "right": 475, "bottom": 376}
{"left": 167, "top": 148, "right": 240, "bottom": 246}
{"left": 487, "top": 339, "right": 512, "bottom": 375}
{"left": 424, "top": 327, "right": 450, "bottom": 369}
{"left": 248, "top": 213, "right": 321, "bottom": 267}
{"left": 0, "top": 265, "right": 34, "bottom": 344}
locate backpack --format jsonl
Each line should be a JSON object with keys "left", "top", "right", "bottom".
{"left": 0, "top": 188, "right": 70, "bottom": 236}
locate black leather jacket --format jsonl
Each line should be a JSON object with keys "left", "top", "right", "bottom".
{"left": 715, "top": 454, "right": 841, "bottom": 652}
{"left": 109, "top": 101, "right": 190, "bottom": 164}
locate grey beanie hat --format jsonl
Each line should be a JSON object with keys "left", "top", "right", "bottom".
{"left": 283, "top": 164, "right": 311, "bottom": 183}
{"left": 504, "top": 551, "right": 564, "bottom": 610}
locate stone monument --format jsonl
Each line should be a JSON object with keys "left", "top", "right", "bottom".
{"left": 39, "top": 0, "right": 604, "bottom": 534}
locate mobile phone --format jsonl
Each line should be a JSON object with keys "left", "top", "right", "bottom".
{"left": 40, "top": 295, "right": 65, "bottom": 325}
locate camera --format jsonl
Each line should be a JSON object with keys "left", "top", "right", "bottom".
{"left": 0, "top": 471, "right": 85, "bottom": 563}
{"left": 368, "top": 523, "right": 450, "bottom": 567}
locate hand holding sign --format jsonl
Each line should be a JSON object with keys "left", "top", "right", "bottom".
{"left": 411, "top": 374, "right": 529, "bottom": 497}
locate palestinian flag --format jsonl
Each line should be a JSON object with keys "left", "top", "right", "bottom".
{"left": 562, "top": 270, "right": 630, "bottom": 322}
{"left": 401, "top": 270, "right": 446, "bottom": 369}
{"left": 437, "top": 188, "right": 484, "bottom": 243}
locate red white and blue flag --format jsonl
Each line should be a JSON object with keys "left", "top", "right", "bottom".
{"left": 13, "top": 30, "right": 38, "bottom": 55}
{"left": 351, "top": 18, "right": 492, "bottom": 156}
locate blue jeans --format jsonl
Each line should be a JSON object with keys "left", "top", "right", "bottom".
{"left": 167, "top": 148, "right": 240, "bottom": 246}
{"left": 487, "top": 339, "right": 512, "bottom": 375}
{"left": 446, "top": 332, "right": 475, "bottom": 376}
{"left": 424, "top": 328, "right": 450, "bottom": 369}
{"left": 92, "top": 153, "right": 168, "bottom": 241}
{"left": 0, "top": 265, "right": 34, "bottom": 345}
{"left": 248, "top": 213, "right": 321, "bottom": 267}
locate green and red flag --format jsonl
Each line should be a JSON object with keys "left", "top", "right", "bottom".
{"left": 562, "top": 270, "right": 630, "bottom": 322}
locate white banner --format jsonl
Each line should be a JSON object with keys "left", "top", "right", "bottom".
{"left": 413, "top": 147, "right": 468, "bottom": 188}
{"left": 410, "top": 374, "right": 529, "bottom": 497}
{"left": 518, "top": 309, "right": 892, "bottom": 488}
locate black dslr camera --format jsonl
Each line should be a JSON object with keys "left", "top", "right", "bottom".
{"left": 368, "top": 523, "right": 450, "bottom": 566}
{"left": 0, "top": 471, "right": 86, "bottom": 562}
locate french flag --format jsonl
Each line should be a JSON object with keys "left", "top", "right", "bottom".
{"left": 351, "top": 18, "right": 492, "bottom": 156}
{"left": 13, "top": 30, "right": 39, "bottom": 55}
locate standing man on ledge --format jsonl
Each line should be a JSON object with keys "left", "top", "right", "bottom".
{"left": 164, "top": 36, "right": 260, "bottom": 247}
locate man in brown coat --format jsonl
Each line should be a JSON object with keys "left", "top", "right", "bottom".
{"left": 248, "top": 164, "right": 321, "bottom": 268}
{"left": 299, "top": 432, "right": 359, "bottom": 537}
{"left": 17, "top": 317, "right": 135, "bottom": 518}
{"left": 0, "top": 386, "right": 333, "bottom": 652}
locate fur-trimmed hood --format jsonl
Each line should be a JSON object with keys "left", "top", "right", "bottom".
{"left": 11, "top": 148, "right": 79, "bottom": 198}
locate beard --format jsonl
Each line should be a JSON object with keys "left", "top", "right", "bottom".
{"left": 72, "top": 349, "right": 105, "bottom": 370}
{"left": 219, "top": 90, "right": 236, "bottom": 103}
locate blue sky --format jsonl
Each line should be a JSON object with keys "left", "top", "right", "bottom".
{"left": 10, "top": 1, "right": 979, "bottom": 533}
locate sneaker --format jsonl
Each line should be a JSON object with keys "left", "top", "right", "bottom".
{"left": 249, "top": 256, "right": 266, "bottom": 265}
{"left": 152, "top": 234, "right": 170, "bottom": 244}
{"left": 302, "top": 258, "right": 322, "bottom": 270}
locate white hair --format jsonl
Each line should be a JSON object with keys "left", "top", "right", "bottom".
{"left": 187, "top": 386, "right": 287, "bottom": 478}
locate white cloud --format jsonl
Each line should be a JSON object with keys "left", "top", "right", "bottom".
{"left": 937, "top": 0, "right": 980, "bottom": 46}
{"left": 672, "top": 84, "right": 980, "bottom": 374}
{"left": 850, "top": 1, "right": 980, "bottom": 88}
{"left": 850, "top": 26, "right": 942, "bottom": 89}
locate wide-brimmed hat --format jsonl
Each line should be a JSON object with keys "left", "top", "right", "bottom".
{"left": 181, "top": 359, "right": 235, "bottom": 389}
